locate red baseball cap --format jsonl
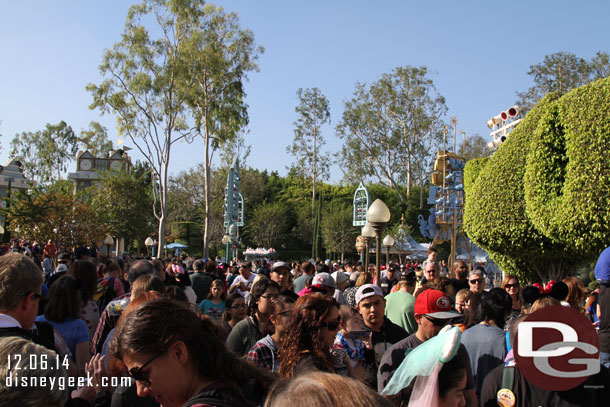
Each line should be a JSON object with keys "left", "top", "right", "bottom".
{"left": 414, "top": 289, "right": 460, "bottom": 319}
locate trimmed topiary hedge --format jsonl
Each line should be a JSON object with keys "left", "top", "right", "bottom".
{"left": 524, "top": 77, "right": 610, "bottom": 257}
{"left": 464, "top": 91, "right": 581, "bottom": 282}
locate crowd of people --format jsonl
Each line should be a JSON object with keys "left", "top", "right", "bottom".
{"left": 0, "top": 241, "right": 609, "bottom": 407}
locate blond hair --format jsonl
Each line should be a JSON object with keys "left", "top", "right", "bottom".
{"left": 456, "top": 288, "right": 472, "bottom": 302}
{"left": 529, "top": 296, "right": 561, "bottom": 313}
{"left": 0, "top": 253, "right": 43, "bottom": 311}
{"left": 265, "top": 371, "right": 394, "bottom": 407}
{"left": 0, "top": 336, "right": 68, "bottom": 407}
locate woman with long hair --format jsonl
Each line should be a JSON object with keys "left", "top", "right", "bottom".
{"left": 111, "top": 298, "right": 274, "bottom": 407}
{"left": 563, "top": 276, "right": 586, "bottom": 313}
{"left": 35, "top": 275, "right": 90, "bottom": 375}
{"left": 68, "top": 260, "right": 100, "bottom": 341}
{"left": 501, "top": 274, "right": 523, "bottom": 325}
{"left": 279, "top": 293, "right": 340, "bottom": 379}
{"left": 226, "top": 278, "right": 280, "bottom": 356}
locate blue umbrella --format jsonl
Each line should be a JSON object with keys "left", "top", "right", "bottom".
{"left": 164, "top": 243, "right": 188, "bottom": 249}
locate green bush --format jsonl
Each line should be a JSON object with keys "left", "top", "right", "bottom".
{"left": 524, "top": 77, "right": 610, "bottom": 256}
{"left": 463, "top": 92, "right": 578, "bottom": 282}
{"left": 463, "top": 157, "right": 489, "bottom": 193}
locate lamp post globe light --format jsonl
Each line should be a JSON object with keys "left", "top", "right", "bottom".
{"left": 367, "top": 199, "right": 391, "bottom": 287}
{"left": 145, "top": 237, "right": 154, "bottom": 256}
{"left": 361, "top": 223, "right": 376, "bottom": 272}
{"left": 104, "top": 235, "right": 114, "bottom": 257}
{"left": 222, "top": 234, "right": 232, "bottom": 263}
{"left": 383, "top": 234, "right": 395, "bottom": 268}
{"left": 355, "top": 236, "right": 365, "bottom": 264}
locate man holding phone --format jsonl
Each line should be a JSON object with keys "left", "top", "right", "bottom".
{"left": 355, "top": 284, "right": 407, "bottom": 389}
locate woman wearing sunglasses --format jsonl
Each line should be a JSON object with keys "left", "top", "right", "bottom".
{"left": 501, "top": 274, "right": 523, "bottom": 326}
{"left": 278, "top": 293, "right": 340, "bottom": 379}
{"left": 111, "top": 298, "right": 274, "bottom": 407}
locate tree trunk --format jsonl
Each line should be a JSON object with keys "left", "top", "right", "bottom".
{"left": 406, "top": 158, "right": 412, "bottom": 198}
{"left": 312, "top": 128, "right": 317, "bottom": 214}
{"left": 203, "top": 130, "right": 211, "bottom": 258}
{"left": 419, "top": 172, "right": 424, "bottom": 209}
{"left": 156, "top": 175, "right": 167, "bottom": 258}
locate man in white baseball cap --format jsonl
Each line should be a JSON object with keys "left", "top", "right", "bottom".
{"left": 355, "top": 283, "right": 407, "bottom": 389}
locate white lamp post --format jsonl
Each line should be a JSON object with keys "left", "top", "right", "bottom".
{"left": 361, "top": 223, "right": 376, "bottom": 271}
{"left": 104, "top": 235, "right": 114, "bottom": 257}
{"left": 145, "top": 237, "right": 154, "bottom": 257}
{"left": 367, "top": 199, "right": 391, "bottom": 287}
{"left": 383, "top": 234, "right": 395, "bottom": 268}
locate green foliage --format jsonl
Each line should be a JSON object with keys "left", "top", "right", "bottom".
{"left": 287, "top": 87, "right": 331, "bottom": 211}
{"left": 466, "top": 79, "right": 610, "bottom": 282}
{"left": 463, "top": 92, "right": 577, "bottom": 282}
{"left": 463, "top": 157, "right": 489, "bottom": 193}
{"left": 10, "top": 121, "right": 78, "bottom": 185}
{"left": 336, "top": 66, "right": 446, "bottom": 202}
{"left": 517, "top": 51, "right": 610, "bottom": 113}
{"left": 458, "top": 134, "right": 492, "bottom": 162}
{"left": 87, "top": 0, "right": 262, "bottom": 257}
{"left": 247, "top": 201, "right": 290, "bottom": 248}
{"left": 5, "top": 180, "right": 107, "bottom": 251}
{"left": 321, "top": 202, "right": 358, "bottom": 257}
{"left": 524, "top": 77, "right": 610, "bottom": 256}
{"left": 89, "top": 169, "right": 155, "bottom": 249}
{"left": 78, "top": 122, "right": 114, "bottom": 156}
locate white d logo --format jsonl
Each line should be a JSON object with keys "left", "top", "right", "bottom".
{"left": 518, "top": 321, "right": 577, "bottom": 357}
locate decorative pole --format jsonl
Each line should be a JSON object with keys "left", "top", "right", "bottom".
{"left": 366, "top": 200, "right": 391, "bottom": 288}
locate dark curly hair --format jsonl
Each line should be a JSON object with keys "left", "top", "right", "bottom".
{"left": 278, "top": 293, "right": 339, "bottom": 379}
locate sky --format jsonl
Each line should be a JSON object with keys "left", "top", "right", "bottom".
{"left": 1, "top": 0, "right": 609, "bottom": 183}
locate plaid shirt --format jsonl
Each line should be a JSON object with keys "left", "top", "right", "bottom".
{"left": 91, "top": 293, "right": 130, "bottom": 354}
{"left": 246, "top": 336, "right": 277, "bottom": 373}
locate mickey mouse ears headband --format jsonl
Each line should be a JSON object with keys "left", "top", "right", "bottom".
{"left": 522, "top": 280, "right": 568, "bottom": 306}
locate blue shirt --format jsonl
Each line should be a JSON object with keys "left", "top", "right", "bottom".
{"left": 199, "top": 299, "right": 226, "bottom": 323}
{"left": 36, "top": 315, "right": 89, "bottom": 357}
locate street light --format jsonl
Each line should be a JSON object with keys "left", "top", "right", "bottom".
{"left": 361, "top": 223, "right": 376, "bottom": 272}
{"left": 104, "top": 235, "right": 114, "bottom": 257}
{"left": 355, "top": 236, "right": 365, "bottom": 265}
{"left": 222, "top": 234, "right": 231, "bottom": 263}
{"left": 367, "top": 199, "right": 391, "bottom": 287}
{"left": 145, "top": 237, "right": 154, "bottom": 257}
{"left": 383, "top": 234, "right": 395, "bottom": 268}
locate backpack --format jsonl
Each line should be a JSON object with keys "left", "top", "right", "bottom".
{"left": 95, "top": 277, "right": 116, "bottom": 311}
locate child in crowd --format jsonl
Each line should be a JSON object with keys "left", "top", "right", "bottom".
{"left": 199, "top": 279, "right": 226, "bottom": 323}
{"left": 455, "top": 289, "right": 472, "bottom": 314}
{"left": 331, "top": 305, "right": 369, "bottom": 377}
{"left": 222, "top": 292, "right": 247, "bottom": 334}
{"left": 247, "top": 295, "right": 295, "bottom": 373}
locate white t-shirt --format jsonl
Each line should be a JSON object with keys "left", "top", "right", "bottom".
{"left": 231, "top": 273, "right": 256, "bottom": 296}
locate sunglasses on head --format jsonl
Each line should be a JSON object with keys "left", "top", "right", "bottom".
{"left": 423, "top": 315, "right": 450, "bottom": 327}
{"left": 469, "top": 279, "right": 483, "bottom": 284}
{"left": 320, "top": 317, "right": 341, "bottom": 330}
{"left": 128, "top": 353, "right": 161, "bottom": 386}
